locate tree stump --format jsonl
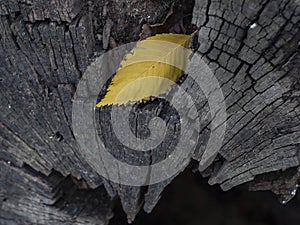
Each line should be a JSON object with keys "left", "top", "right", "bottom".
{"left": 0, "top": 0, "right": 299, "bottom": 224}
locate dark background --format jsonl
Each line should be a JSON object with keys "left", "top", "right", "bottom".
{"left": 111, "top": 169, "right": 300, "bottom": 225}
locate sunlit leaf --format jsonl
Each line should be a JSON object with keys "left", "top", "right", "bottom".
{"left": 96, "top": 33, "right": 192, "bottom": 107}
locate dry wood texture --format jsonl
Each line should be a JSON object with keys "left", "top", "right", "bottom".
{"left": 0, "top": 0, "right": 299, "bottom": 224}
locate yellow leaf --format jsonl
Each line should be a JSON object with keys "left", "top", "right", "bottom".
{"left": 96, "top": 33, "right": 192, "bottom": 107}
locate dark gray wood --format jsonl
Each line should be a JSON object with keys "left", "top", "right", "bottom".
{"left": 193, "top": 0, "right": 300, "bottom": 199}
{"left": 0, "top": 161, "right": 113, "bottom": 225}
{"left": 0, "top": 0, "right": 299, "bottom": 224}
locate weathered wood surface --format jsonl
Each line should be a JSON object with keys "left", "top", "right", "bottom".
{"left": 193, "top": 0, "right": 300, "bottom": 199}
{"left": 0, "top": 0, "right": 299, "bottom": 224}
{"left": 0, "top": 161, "right": 113, "bottom": 225}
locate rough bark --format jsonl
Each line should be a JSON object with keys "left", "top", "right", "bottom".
{"left": 0, "top": 0, "right": 299, "bottom": 224}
